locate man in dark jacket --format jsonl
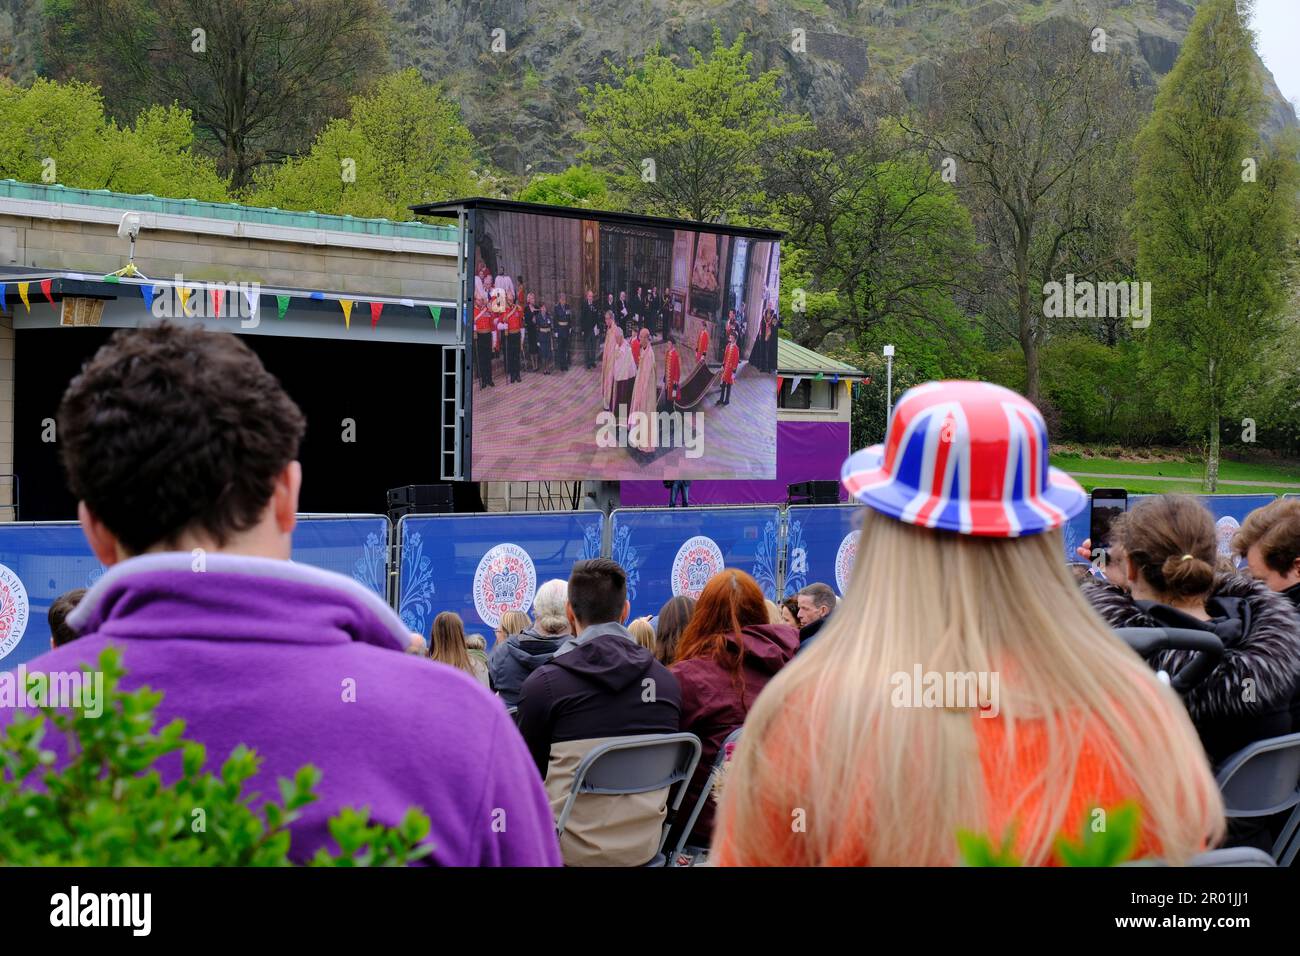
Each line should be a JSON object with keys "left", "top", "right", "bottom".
{"left": 517, "top": 558, "right": 681, "bottom": 866}
{"left": 489, "top": 625, "right": 567, "bottom": 708}
{"left": 1233, "top": 498, "right": 1300, "bottom": 611}
{"left": 796, "top": 582, "right": 836, "bottom": 648}
{"left": 581, "top": 290, "right": 600, "bottom": 369}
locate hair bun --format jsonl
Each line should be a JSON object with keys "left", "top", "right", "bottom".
{"left": 1160, "top": 552, "right": 1215, "bottom": 596}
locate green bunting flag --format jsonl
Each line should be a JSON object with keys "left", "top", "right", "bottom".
{"left": 430, "top": 305, "right": 440, "bottom": 328}
{"left": 276, "top": 294, "right": 290, "bottom": 320}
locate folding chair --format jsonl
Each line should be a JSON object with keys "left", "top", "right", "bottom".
{"left": 554, "top": 732, "right": 702, "bottom": 867}
{"left": 1190, "top": 847, "right": 1276, "bottom": 867}
{"left": 1111, "top": 627, "right": 1223, "bottom": 694}
{"left": 668, "top": 727, "right": 743, "bottom": 867}
{"left": 1214, "top": 731, "right": 1300, "bottom": 865}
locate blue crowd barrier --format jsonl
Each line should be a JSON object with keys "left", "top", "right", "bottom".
{"left": 609, "top": 506, "right": 784, "bottom": 619}
{"left": 395, "top": 511, "right": 604, "bottom": 646}
{"left": 0, "top": 515, "right": 391, "bottom": 671}
{"left": 1063, "top": 494, "right": 1277, "bottom": 563}
{"left": 783, "top": 505, "right": 858, "bottom": 598}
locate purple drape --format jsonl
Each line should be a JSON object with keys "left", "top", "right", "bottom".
{"left": 620, "top": 420, "right": 851, "bottom": 506}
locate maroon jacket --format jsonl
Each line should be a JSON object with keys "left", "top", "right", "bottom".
{"left": 668, "top": 623, "right": 799, "bottom": 848}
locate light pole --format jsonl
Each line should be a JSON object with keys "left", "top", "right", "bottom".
{"left": 883, "top": 344, "right": 895, "bottom": 431}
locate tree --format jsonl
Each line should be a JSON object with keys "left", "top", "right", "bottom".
{"left": 915, "top": 20, "right": 1143, "bottom": 405}
{"left": 42, "top": 0, "right": 389, "bottom": 191}
{"left": 762, "top": 99, "right": 979, "bottom": 354}
{"left": 516, "top": 165, "right": 611, "bottom": 208}
{"left": 578, "top": 30, "right": 807, "bottom": 223}
{"left": 249, "top": 70, "right": 480, "bottom": 221}
{"left": 1133, "top": 0, "right": 1299, "bottom": 490}
{"left": 0, "top": 76, "right": 228, "bottom": 199}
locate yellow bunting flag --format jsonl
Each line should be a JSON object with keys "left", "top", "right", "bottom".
{"left": 17, "top": 282, "right": 30, "bottom": 312}
{"left": 177, "top": 285, "right": 192, "bottom": 316}
{"left": 340, "top": 299, "right": 353, "bottom": 329}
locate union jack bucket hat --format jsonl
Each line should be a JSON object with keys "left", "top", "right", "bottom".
{"left": 841, "top": 380, "right": 1087, "bottom": 537}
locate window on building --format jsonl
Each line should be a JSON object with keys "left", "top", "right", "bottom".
{"left": 779, "top": 377, "right": 838, "bottom": 410}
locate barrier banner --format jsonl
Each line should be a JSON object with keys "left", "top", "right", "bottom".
{"left": 783, "top": 505, "right": 859, "bottom": 598}
{"left": 396, "top": 512, "right": 605, "bottom": 645}
{"left": 0, "top": 516, "right": 392, "bottom": 671}
{"left": 609, "top": 507, "right": 783, "bottom": 620}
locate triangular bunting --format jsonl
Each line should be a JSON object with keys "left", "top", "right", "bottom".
{"left": 102, "top": 274, "right": 120, "bottom": 284}
{"left": 813, "top": 371, "right": 824, "bottom": 381}
{"left": 399, "top": 298, "right": 414, "bottom": 308}
{"left": 177, "top": 285, "right": 192, "bottom": 316}
{"left": 776, "top": 376, "right": 784, "bottom": 392}
{"left": 831, "top": 373, "right": 839, "bottom": 384}
{"left": 40, "top": 278, "right": 54, "bottom": 305}
{"left": 0, "top": 284, "right": 6, "bottom": 313}
{"left": 340, "top": 299, "right": 353, "bottom": 329}
{"left": 210, "top": 285, "right": 224, "bottom": 319}
{"left": 276, "top": 295, "right": 290, "bottom": 320}
{"left": 370, "top": 301, "right": 382, "bottom": 328}
{"left": 140, "top": 285, "right": 155, "bottom": 312}
{"left": 18, "top": 282, "right": 30, "bottom": 312}
{"left": 430, "top": 305, "right": 440, "bottom": 328}
{"left": 789, "top": 375, "right": 804, "bottom": 392}
{"left": 310, "top": 291, "right": 324, "bottom": 300}
{"left": 244, "top": 289, "right": 260, "bottom": 322}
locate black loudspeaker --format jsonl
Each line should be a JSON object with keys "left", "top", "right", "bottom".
{"left": 787, "top": 480, "right": 839, "bottom": 505}
{"left": 387, "top": 484, "right": 454, "bottom": 521}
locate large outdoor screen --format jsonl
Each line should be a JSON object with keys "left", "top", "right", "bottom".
{"left": 469, "top": 208, "right": 780, "bottom": 481}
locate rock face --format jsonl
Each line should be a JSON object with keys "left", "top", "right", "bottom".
{"left": 387, "top": 0, "right": 1298, "bottom": 175}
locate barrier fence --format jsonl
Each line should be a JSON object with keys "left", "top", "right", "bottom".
{"left": 0, "top": 494, "right": 1285, "bottom": 669}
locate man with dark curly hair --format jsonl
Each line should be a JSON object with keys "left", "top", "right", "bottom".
{"left": 1, "top": 322, "right": 560, "bottom": 867}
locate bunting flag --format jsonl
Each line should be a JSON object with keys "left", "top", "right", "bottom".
{"left": 831, "top": 373, "right": 839, "bottom": 384}
{"left": 340, "top": 299, "right": 353, "bottom": 329}
{"left": 276, "top": 295, "right": 290, "bottom": 320}
{"left": 813, "top": 371, "right": 825, "bottom": 381}
{"left": 177, "top": 284, "right": 192, "bottom": 316}
{"left": 369, "top": 302, "right": 383, "bottom": 328}
{"left": 400, "top": 298, "right": 414, "bottom": 308}
{"left": 140, "top": 285, "right": 155, "bottom": 312}
{"left": 0, "top": 284, "right": 6, "bottom": 313}
{"left": 789, "top": 375, "right": 804, "bottom": 392}
{"left": 40, "top": 278, "right": 54, "bottom": 305}
{"left": 209, "top": 285, "right": 224, "bottom": 319}
{"left": 102, "top": 274, "right": 120, "bottom": 284}
{"left": 310, "top": 291, "right": 324, "bottom": 300}
{"left": 18, "top": 282, "right": 30, "bottom": 312}
{"left": 244, "top": 290, "right": 260, "bottom": 322}
{"left": 430, "top": 305, "right": 440, "bottom": 328}
{"left": 776, "top": 376, "right": 784, "bottom": 393}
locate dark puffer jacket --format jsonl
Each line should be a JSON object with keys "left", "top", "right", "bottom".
{"left": 489, "top": 625, "right": 569, "bottom": 708}
{"left": 1082, "top": 573, "right": 1300, "bottom": 767}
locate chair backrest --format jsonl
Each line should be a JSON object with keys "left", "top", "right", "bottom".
{"left": 1190, "top": 847, "right": 1276, "bottom": 867}
{"left": 554, "top": 732, "right": 702, "bottom": 856}
{"left": 670, "top": 726, "right": 743, "bottom": 862}
{"left": 1214, "top": 731, "right": 1300, "bottom": 865}
{"left": 1111, "top": 626, "right": 1224, "bottom": 692}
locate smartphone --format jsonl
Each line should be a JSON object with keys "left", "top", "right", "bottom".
{"left": 1089, "top": 488, "right": 1128, "bottom": 564}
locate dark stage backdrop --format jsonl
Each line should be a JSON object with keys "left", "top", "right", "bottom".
{"left": 14, "top": 328, "right": 440, "bottom": 520}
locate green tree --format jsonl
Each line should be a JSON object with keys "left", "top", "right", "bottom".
{"left": 0, "top": 77, "right": 228, "bottom": 200}
{"left": 1133, "top": 0, "right": 1300, "bottom": 490}
{"left": 516, "top": 165, "right": 611, "bottom": 208}
{"left": 579, "top": 30, "right": 807, "bottom": 223}
{"left": 249, "top": 70, "right": 480, "bottom": 221}
{"left": 42, "top": 0, "right": 389, "bottom": 191}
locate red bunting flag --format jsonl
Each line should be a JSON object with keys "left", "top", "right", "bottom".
{"left": 210, "top": 286, "right": 224, "bottom": 318}
{"left": 40, "top": 278, "right": 53, "bottom": 305}
{"left": 776, "top": 376, "right": 784, "bottom": 393}
{"left": 370, "top": 302, "right": 383, "bottom": 328}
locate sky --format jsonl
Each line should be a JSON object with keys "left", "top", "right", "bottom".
{"left": 1250, "top": 0, "right": 1300, "bottom": 112}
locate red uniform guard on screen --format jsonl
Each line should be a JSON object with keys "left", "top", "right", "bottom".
{"left": 665, "top": 340, "right": 681, "bottom": 403}
{"left": 718, "top": 335, "right": 740, "bottom": 406}
{"left": 695, "top": 327, "right": 709, "bottom": 365}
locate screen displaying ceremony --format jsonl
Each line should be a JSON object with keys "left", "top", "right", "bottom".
{"left": 469, "top": 208, "right": 781, "bottom": 481}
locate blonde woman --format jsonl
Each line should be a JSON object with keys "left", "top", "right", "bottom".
{"left": 712, "top": 381, "right": 1224, "bottom": 867}
{"left": 428, "top": 612, "right": 482, "bottom": 683}
{"left": 495, "top": 610, "right": 531, "bottom": 648}
{"left": 628, "top": 616, "right": 656, "bottom": 653}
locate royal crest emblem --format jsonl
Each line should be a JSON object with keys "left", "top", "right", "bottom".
{"left": 473, "top": 543, "right": 537, "bottom": 628}
{"left": 671, "top": 536, "right": 724, "bottom": 599}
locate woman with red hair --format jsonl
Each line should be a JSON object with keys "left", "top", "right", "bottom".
{"left": 669, "top": 569, "right": 798, "bottom": 850}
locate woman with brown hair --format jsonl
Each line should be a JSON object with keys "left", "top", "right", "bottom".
{"left": 668, "top": 569, "right": 798, "bottom": 849}
{"left": 428, "top": 611, "right": 485, "bottom": 684}
{"left": 1081, "top": 494, "right": 1300, "bottom": 768}
{"left": 653, "top": 595, "right": 696, "bottom": 665}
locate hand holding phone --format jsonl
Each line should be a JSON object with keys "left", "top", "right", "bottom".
{"left": 1089, "top": 488, "right": 1128, "bottom": 571}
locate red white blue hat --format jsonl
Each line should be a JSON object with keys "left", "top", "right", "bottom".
{"left": 841, "top": 380, "right": 1086, "bottom": 537}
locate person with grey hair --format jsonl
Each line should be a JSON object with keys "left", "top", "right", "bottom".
{"left": 795, "top": 582, "right": 837, "bottom": 650}
{"left": 489, "top": 579, "right": 572, "bottom": 707}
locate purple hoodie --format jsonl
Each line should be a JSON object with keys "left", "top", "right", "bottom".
{"left": 0, "top": 553, "right": 561, "bottom": 867}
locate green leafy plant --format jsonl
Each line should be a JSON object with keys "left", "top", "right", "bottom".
{"left": 958, "top": 802, "right": 1143, "bottom": 867}
{"left": 0, "top": 647, "right": 432, "bottom": 866}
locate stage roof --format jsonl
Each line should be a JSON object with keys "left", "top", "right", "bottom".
{"left": 777, "top": 339, "right": 866, "bottom": 380}
{"left": 411, "top": 196, "right": 785, "bottom": 241}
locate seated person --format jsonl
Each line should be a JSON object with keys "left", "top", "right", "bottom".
{"left": 517, "top": 559, "right": 681, "bottom": 866}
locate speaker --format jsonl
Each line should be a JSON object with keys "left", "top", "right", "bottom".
{"left": 386, "top": 484, "right": 454, "bottom": 520}
{"left": 787, "top": 480, "right": 839, "bottom": 505}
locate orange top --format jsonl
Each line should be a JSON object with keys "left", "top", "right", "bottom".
{"left": 712, "top": 712, "right": 1159, "bottom": 867}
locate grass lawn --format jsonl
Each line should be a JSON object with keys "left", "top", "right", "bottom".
{"left": 1050, "top": 453, "right": 1300, "bottom": 496}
